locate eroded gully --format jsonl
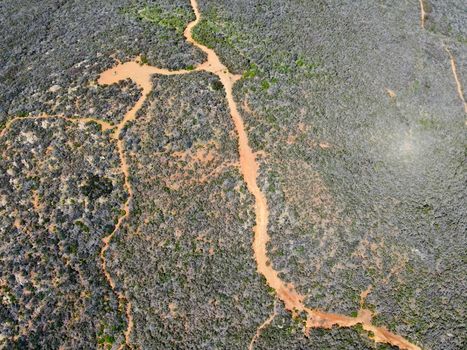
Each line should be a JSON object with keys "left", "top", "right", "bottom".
{"left": 1, "top": 0, "right": 424, "bottom": 349}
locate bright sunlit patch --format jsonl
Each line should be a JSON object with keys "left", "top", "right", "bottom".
{"left": 378, "top": 124, "right": 435, "bottom": 178}
{"left": 388, "top": 129, "right": 423, "bottom": 166}
{"left": 398, "top": 130, "right": 418, "bottom": 160}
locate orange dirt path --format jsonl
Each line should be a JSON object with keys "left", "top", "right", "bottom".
{"left": 97, "top": 58, "right": 192, "bottom": 349}
{"left": 444, "top": 46, "right": 467, "bottom": 116}
{"left": 182, "top": 1, "right": 421, "bottom": 349}
{"left": 0, "top": 1, "right": 424, "bottom": 349}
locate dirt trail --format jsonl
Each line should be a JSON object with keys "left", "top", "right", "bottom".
{"left": 182, "top": 1, "right": 421, "bottom": 349}
{"left": 0, "top": 112, "right": 133, "bottom": 347}
{"left": 418, "top": 7, "right": 466, "bottom": 119}
{"left": 444, "top": 46, "right": 467, "bottom": 116}
{"left": 248, "top": 299, "right": 278, "bottom": 350}
{"left": 419, "top": 0, "right": 426, "bottom": 28}
{"left": 97, "top": 59, "right": 192, "bottom": 349}
{"left": 0, "top": 61, "right": 192, "bottom": 349}
{"left": 0, "top": 1, "right": 423, "bottom": 349}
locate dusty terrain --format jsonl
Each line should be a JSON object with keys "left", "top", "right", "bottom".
{"left": 1, "top": 0, "right": 466, "bottom": 349}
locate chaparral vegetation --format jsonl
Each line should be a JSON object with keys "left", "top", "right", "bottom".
{"left": 1, "top": 0, "right": 465, "bottom": 349}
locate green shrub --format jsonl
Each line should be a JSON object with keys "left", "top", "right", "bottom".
{"left": 123, "top": 5, "right": 193, "bottom": 34}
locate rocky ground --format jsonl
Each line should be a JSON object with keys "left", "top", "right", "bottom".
{"left": 1, "top": 0, "right": 466, "bottom": 349}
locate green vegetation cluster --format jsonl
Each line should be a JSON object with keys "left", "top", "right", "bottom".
{"left": 121, "top": 4, "right": 192, "bottom": 34}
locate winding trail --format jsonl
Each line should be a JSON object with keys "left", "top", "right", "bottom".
{"left": 444, "top": 46, "right": 467, "bottom": 116}
{"left": 1, "top": 1, "right": 424, "bottom": 349}
{"left": 0, "top": 112, "right": 132, "bottom": 348}
{"left": 248, "top": 299, "right": 278, "bottom": 350}
{"left": 0, "top": 65, "right": 192, "bottom": 348}
{"left": 417, "top": 4, "right": 466, "bottom": 120}
{"left": 97, "top": 60, "right": 192, "bottom": 349}
{"left": 183, "top": 1, "right": 420, "bottom": 349}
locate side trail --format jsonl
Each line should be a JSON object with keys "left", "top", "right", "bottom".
{"left": 417, "top": 2, "right": 467, "bottom": 118}
{"left": 1, "top": 0, "right": 425, "bottom": 349}
{"left": 444, "top": 46, "right": 467, "bottom": 117}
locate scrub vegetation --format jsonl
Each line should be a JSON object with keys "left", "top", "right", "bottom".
{"left": 1, "top": 0, "right": 465, "bottom": 349}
